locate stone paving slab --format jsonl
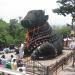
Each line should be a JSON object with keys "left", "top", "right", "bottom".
{"left": 58, "top": 62, "right": 75, "bottom": 75}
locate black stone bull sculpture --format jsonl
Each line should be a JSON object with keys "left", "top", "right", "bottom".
{"left": 21, "top": 10, "right": 63, "bottom": 60}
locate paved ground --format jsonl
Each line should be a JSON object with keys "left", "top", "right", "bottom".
{"left": 58, "top": 62, "right": 75, "bottom": 75}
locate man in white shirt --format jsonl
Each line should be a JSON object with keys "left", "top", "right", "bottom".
{"left": 18, "top": 43, "right": 24, "bottom": 59}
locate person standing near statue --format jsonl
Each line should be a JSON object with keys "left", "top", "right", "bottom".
{"left": 18, "top": 41, "right": 24, "bottom": 59}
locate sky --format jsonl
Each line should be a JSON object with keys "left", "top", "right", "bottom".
{"left": 0, "top": 0, "right": 72, "bottom": 26}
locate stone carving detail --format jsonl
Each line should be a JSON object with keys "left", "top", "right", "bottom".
{"left": 21, "top": 10, "right": 63, "bottom": 60}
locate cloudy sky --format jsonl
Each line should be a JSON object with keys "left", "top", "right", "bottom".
{"left": 0, "top": 0, "right": 72, "bottom": 25}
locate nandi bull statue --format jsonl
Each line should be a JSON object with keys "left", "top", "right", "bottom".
{"left": 21, "top": 10, "right": 63, "bottom": 60}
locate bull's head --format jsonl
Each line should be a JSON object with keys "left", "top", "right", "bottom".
{"left": 21, "top": 10, "right": 48, "bottom": 28}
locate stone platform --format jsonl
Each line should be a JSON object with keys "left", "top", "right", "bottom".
{"left": 32, "top": 50, "right": 73, "bottom": 67}
{"left": 0, "top": 50, "right": 73, "bottom": 66}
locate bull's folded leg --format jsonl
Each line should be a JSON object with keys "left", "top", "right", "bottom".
{"left": 31, "top": 42, "right": 57, "bottom": 60}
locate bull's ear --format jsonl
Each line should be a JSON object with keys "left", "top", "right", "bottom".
{"left": 21, "top": 19, "right": 29, "bottom": 28}
{"left": 21, "top": 20, "right": 25, "bottom": 27}
{"left": 44, "top": 15, "right": 48, "bottom": 21}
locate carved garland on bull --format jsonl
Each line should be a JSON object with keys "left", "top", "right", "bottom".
{"left": 21, "top": 10, "right": 63, "bottom": 60}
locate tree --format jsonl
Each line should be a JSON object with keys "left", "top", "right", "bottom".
{"left": 0, "top": 19, "right": 10, "bottom": 47}
{"left": 53, "top": 25, "right": 71, "bottom": 38}
{"left": 0, "top": 18, "right": 27, "bottom": 47}
{"left": 53, "top": 0, "right": 75, "bottom": 30}
{"left": 9, "top": 18, "right": 27, "bottom": 44}
{"left": 9, "top": 19, "right": 18, "bottom": 38}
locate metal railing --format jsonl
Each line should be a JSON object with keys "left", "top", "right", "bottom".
{"left": 48, "top": 52, "right": 73, "bottom": 75}
{"left": 23, "top": 51, "right": 73, "bottom": 75}
{"left": 24, "top": 59, "right": 47, "bottom": 75}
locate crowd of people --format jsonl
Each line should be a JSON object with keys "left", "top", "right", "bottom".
{"left": 0, "top": 41, "right": 27, "bottom": 75}
{"left": 0, "top": 54, "right": 26, "bottom": 74}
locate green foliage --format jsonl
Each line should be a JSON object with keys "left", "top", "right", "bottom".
{"left": 0, "top": 19, "right": 27, "bottom": 47}
{"left": 53, "top": 25, "right": 71, "bottom": 38}
{"left": 0, "top": 19, "right": 9, "bottom": 32}
{"left": 53, "top": 0, "right": 75, "bottom": 34}
{"left": 53, "top": 0, "right": 75, "bottom": 16}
